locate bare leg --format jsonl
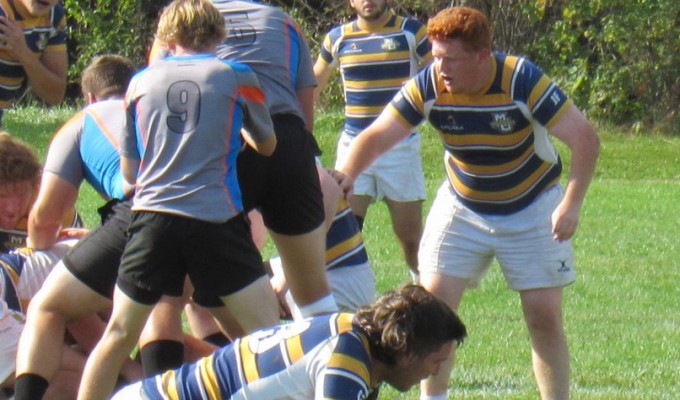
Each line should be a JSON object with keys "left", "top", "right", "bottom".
{"left": 385, "top": 198, "right": 423, "bottom": 275}
{"left": 419, "top": 272, "right": 468, "bottom": 398}
{"left": 269, "top": 225, "right": 331, "bottom": 307}
{"left": 16, "top": 264, "right": 111, "bottom": 383}
{"left": 77, "top": 287, "right": 153, "bottom": 400}
{"left": 520, "top": 287, "right": 570, "bottom": 399}
{"left": 217, "top": 275, "right": 279, "bottom": 334}
{"left": 347, "top": 194, "right": 372, "bottom": 226}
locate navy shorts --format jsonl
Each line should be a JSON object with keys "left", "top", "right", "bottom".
{"left": 237, "top": 113, "right": 324, "bottom": 235}
{"left": 117, "top": 211, "right": 267, "bottom": 305}
{"left": 62, "top": 199, "right": 130, "bottom": 298}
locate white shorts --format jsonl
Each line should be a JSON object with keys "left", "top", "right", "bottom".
{"left": 418, "top": 183, "right": 575, "bottom": 291}
{"left": 335, "top": 131, "right": 425, "bottom": 202}
{"left": 0, "top": 309, "right": 24, "bottom": 385}
{"left": 111, "top": 381, "right": 142, "bottom": 400}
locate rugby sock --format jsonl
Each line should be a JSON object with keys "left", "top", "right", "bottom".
{"left": 353, "top": 214, "right": 365, "bottom": 230}
{"left": 13, "top": 373, "right": 48, "bottom": 400}
{"left": 203, "top": 332, "right": 231, "bottom": 347}
{"left": 420, "top": 393, "right": 448, "bottom": 400}
{"left": 298, "top": 293, "right": 338, "bottom": 318}
{"left": 140, "top": 340, "right": 184, "bottom": 376}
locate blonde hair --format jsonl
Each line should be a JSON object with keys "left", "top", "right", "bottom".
{"left": 156, "top": 0, "right": 226, "bottom": 52}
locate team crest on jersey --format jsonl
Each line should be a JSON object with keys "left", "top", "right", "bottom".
{"left": 36, "top": 33, "right": 49, "bottom": 51}
{"left": 381, "top": 38, "right": 399, "bottom": 51}
{"left": 490, "top": 113, "right": 516, "bottom": 133}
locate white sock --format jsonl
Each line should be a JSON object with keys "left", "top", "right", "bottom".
{"left": 298, "top": 293, "right": 338, "bottom": 318}
{"left": 420, "top": 393, "right": 448, "bottom": 400}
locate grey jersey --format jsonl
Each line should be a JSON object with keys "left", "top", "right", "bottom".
{"left": 122, "top": 54, "right": 274, "bottom": 223}
{"left": 212, "top": 0, "right": 316, "bottom": 118}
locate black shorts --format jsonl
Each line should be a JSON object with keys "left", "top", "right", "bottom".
{"left": 116, "top": 211, "right": 267, "bottom": 306}
{"left": 62, "top": 199, "right": 131, "bottom": 298}
{"left": 237, "top": 113, "right": 324, "bottom": 235}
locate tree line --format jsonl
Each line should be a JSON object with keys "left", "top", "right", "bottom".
{"left": 62, "top": 0, "right": 679, "bottom": 132}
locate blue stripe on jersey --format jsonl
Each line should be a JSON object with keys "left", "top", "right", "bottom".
{"left": 0, "top": 251, "right": 26, "bottom": 312}
{"left": 325, "top": 202, "right": 368, "bottom": 271}
{"left": 285, "top": 18, "right": 300, "bottom": 87}
{"left": 80, "top": 112, "right": 125, "bottom": 199}
{"left": 323, "top": 330, "right": 372, "bottom": 398}
{"left": 390, "top": 53, "right": 568, "bottom": 214}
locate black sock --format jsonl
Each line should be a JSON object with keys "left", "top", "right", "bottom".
{"left": 140, "top": 340, "right": 184, "bottom": 376}
{"left": 203, "top": 332, "right": 231, "bottom": 347}
{"left": 13, "top": 373, "right": 49, "bottom": 400}
{"left": 354, "top": 214, "right": 364, "bottom": 230}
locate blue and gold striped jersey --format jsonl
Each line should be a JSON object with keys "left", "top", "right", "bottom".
{"left": 140, "top": 313, "right": 380, "bottom": 399}
{"left": 0, "top": 0, "right": 66, "bottom": 109}
{"left": 0, "top": 208, "right": 81, "bottom": 253}
{"left": 326, "top": 199, "right": 368, "bottom": 271}
{"left": 0, "top": 247, "right": 29, "bottom": 313}
{"left": 318, "top": 14, "right": 431, "bottom": 135}
{"left": 390, "top": 52, "right": 571, "bottom": 215}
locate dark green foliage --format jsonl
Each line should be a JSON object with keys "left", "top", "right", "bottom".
{"left": 62, "top": 0, "right": 679, "bottom": 130}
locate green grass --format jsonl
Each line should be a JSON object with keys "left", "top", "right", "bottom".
{"left": 7, "top": 106, "right": 680, "bottom": 398}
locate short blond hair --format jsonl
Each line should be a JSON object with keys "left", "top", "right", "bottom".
{"left": 156, "top": 0, "right": 226, "bottom": 52}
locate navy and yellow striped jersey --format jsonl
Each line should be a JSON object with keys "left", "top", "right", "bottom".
{"left": 0, "top": 208, "right": 82, "bottom": 253}
{"left": 0, "top": 239, "right": 74, "bottom": 314}
{"left": 318, "top": 14, "right": 431, "bottom": 135}
{"left": 326, "top": 199, "right": 368, "bottom": 271}
{"left": 0, "top": 0, "right": 67, "bottom": 109}
{"left": 390, "top": 53, "right": 571, "bottom": 215}
{"left": 137, "top": 313, "right": 380, "bottom": 399}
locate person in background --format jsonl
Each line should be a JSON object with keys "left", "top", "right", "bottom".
{"left": 113, "top": 284, "right": 467, "bottom": 400}
{"left": 314, "top": 0, "right": 432, "bottom": 282}
{"left": 0, "top": 132, "right": 81, "bottom": 253}
{"left": 0, "top": 0, "right": 68, "bottom": 124}
{"left": 333, "top": 7, "right": 599, "bottom": 400}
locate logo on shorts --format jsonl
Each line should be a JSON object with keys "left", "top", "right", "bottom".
{"left": 557, "top": 259, "right": 570, "bottom": 272}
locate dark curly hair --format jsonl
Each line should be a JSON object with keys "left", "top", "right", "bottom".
{"left": 353, "top": 284, "right": 467, "bottom": 365}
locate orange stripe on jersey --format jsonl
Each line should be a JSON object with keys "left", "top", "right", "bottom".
{"left": 238, "top": 85, "right": 266, "bottom": 104}
{"left": 88, "top": 109, "right": 120, "bottom": 147}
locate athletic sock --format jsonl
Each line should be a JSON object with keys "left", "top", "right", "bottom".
{"left": 298, "top": 293, "right": 338, "bottom": 318}
{"left": 203, "top": 332, "right": 231, "bottom": 347}
{"left": 13, "top": 373, "right": 49, "bottom": 400}
{"left": 420, "top": 393, "right": 449, "bottom": 400}
{"left": 140, "top": 340, "right": 184, "bottom": 376}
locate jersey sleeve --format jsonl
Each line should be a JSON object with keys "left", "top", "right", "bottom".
{"left": 45, "top": 5, "right": 67, "bottom": 50}
{"left": 121, "top": 72, "right": 143, "bottom": 160}
{"left": 386, "top": 66, "right": 432, "bottom": 129}
{"left": 317, "top": 26, "right": 342, "bottom": 69}
{"left": 43, "top": 111, "right": 86, "bottom": 188}
{"left": 233, "top": 63, "right": 275, "bottom": 143}
{"left": 289, "top": 18, "right": 317, "bottom": 90}
{"left": 511, "top": 57, "right": 572, "bottom": 128}
{"left": 317, "top": 332, "right": 373, "bottom": 400}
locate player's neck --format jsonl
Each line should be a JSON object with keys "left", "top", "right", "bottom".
{"left": 357, "top": 11, "right": 391, "bottom": 30}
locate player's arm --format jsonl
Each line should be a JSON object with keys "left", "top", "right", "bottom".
{"left": 242, "top": 128, "right": 277, "bottom": 156}
{"left": 297, "top": 85, "right": 315, "bottom": 133}
{"left": 121, "top": 155, "right": 139, "bottom": 187}
{"left": 27, "top": 173, "right": 78, "bottom": 249}
{"left": 0, "top": 17, "right": 67, "bottom": 105}
{"left": 312, "top": 58, "right": 333, "bottom": 104}
{"left": 549, "top": 104, "right": 600, "bottom": 242}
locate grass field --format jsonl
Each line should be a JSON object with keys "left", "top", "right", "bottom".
{"left": 6, "top": 106, "right": 679, "bottom": 399}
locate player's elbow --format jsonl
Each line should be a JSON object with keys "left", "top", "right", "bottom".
{"left": 255, "top": 135, "right": 277, "bottom": 157}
